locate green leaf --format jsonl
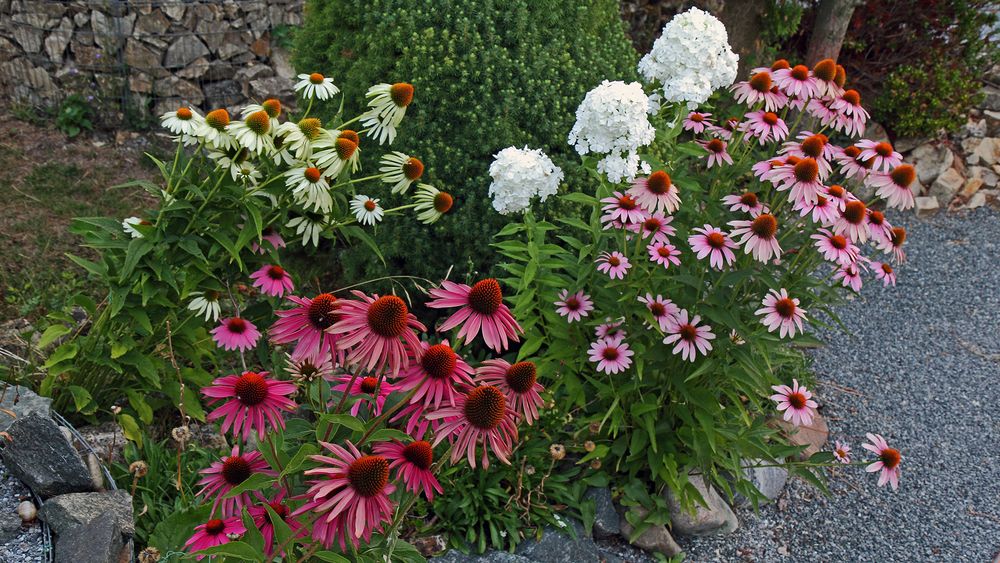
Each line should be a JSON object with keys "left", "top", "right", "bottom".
{"left": 125, "top": 390, "right": 153, "bottom": 424}
{"left": 280, "top": 443, "right": 319, "bottom": 479}
{"left": 313, "top": 552, "right": 351, "bottom": 562}
{"left": 66, "top": 385, "right": 96, "bottom": 415}
{"left": 149, "top": 505, "right": 211, "bottom": 554}
{"left": 223, "top": 473, "right": 275, "bottom": 499}
{"left": 365, "top": 428, "right": 412, "bottom": 444}
{"left": 263, "top": 503, "right": 296, "bottom": 552}
{"left": 317, "top": 413, "right": 366, "bottom": 441}
{"left": 561, "top": 192, "right": 599, "bottom": 205}
{"left": 120, "top": 237, "right": 154, "bottom": 281}
{"left": 197, "top": 541, "right": 263, "bottom": 560}
{"left": 44, "top": 342, "right": 78, "bottom": 368}
{"left": 118, "top": 413, "right": 143, "bottom": 448}
{"left": 37, "top": 324, "right": 71, "bottom": 349}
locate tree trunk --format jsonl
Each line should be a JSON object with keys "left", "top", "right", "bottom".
{"left": 718, "top": 0, "right": 769, "bottom": 78}
{"left": 805, "top": 0, "right": 861, "bottom": 65}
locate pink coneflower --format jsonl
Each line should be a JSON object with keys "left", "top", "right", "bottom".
{"left": 647, "top": 241, "right": 681, "bottom": 269}
{"left": 834, "top": 145, "right": 873, "bottom": 181}
{"left": 555, "top": 289, "right": 594, "bottom": 323}
{"left": 663, "top": 310, "right": 714, "bottom": 362}
{"left": 731, "top": 71, "right": 783, "bottom": 111}
{"left": 330, "top": 291, "right": 426, "bottom": 377}
{"left": 833, "top": 441, "right": 851, "bottom": 464}
{"left": 396, "top": 340, "right": 474, "bottom": 409}
{"left": 833, "top": 262, "right": 865, "bottom": 292}
{"left": 628, "top": 171, "right": 681, "bottom": 214}
{"left": 823, "top": 184, "right": 854, "bottom": 211}
{"left": 600, "top": 191, "right": 646, "bottom": 227}
{"left": 197, "top": 446, "right": 275, "bottom": 516}
{"left": 203, "top": 370, "right": 297, "bottom": 440}
{"left": 755, "top": 288, "right": 807, "bottom": 338}
{"left": 866, "top": 209, "right": 894, "bottom": 246}
{"left": 427, "top": 385, "right": 518, "bottom": 468}
{"left": 863, "top": 433, "right": 902, "bottom": 490}
{"left": 270, "top": 294, "right": 341, "bottom": 363}
{"left": 249, "top": 264, "right": 294, "bottom": 297}
{"left": 779, "top": 157, "right": 826, "bottom": 205}
{"left": 834, "top": 200, "right": 870, "bottom": 243}
{"left": 773, "top": 64, "right": 818, "bottom": 98}
{"left": 211, "top": 317, "right": 261, "bottom": 352}
{"left": 252, "top": 225, "right": 286, "bottom": 254}
{"left": 476, "top": 359, "right": 544, "bottom": 425}
{"left": 829, "top": 89, "right": 869, "bottom": 136}
{"left": 780, "top": 133, "right": 835, "bottom": 178}
{"left": 427, "top": 279, "right": 523, "bottom": 353}
{"left": 742, "top": 111, "right": 788, "bottom": 144}
{"left": 596, "top": 251, "right": 631, "bottom": 279}
{"left": 709, "top": 117, "right": 741, "bottom": 140}
{"left": 811, "top": 59, "right": 841, "bottom": 97}
{"left": 868, "top": 164, "right": 917, "bottom": 210}
{"left": 805, "top": 97, "right": 839, "bottom": 131}
{"left": 856, "top": 140, "right": 902, "bottom": 173}
{"left": 878, "top": 227, "right": 907, "bottom": 263}
{"left": 332, "top": 374, "right": 396, "bottom": 416}
{"left": 871, "top": 261, "right": 897, "bottom": 287}
{"left": 722, "top": 191, "right": 765, "bottom": 215}
{"left": 700, "top": 138, "right": 733, "bottom": 168}
{"left": 248, "top": 491, "right": 305, "bottom": 556}
{"left": 631, "top": 211, "right": 676, "bottom": 243}
{"left": 637, "top": 293, "right": 679, "bottom": 331}
{"left": 595, "top": 321, "right": 626, "bottom": 340}
{"left": 811, "top": 228, "right": 859, "bottom": 265}
{"left": 390, "top": 401, "right": 439, "bottom": 439}
{"left": 285, "top": 353, "right": 335, "bottom": 386}
{"left": 689, "top": 224, "right": 738, "bottom": 270}
{"left": 373, "top": 440, "right": 443, "bottom": 500}
{"left": 298, "top": 441, "right": 396, "bottom": 549}
{"left": 729, "top": 214, "right": 782, "bottom": 263}
{"left": 588, "top": 335, "right": 634, "bottom": 374}
{"left": 769, "top": 379, "right": 817, "bottom": 426}
{"left": 184, "top": 516, "right": 246, "bottom": 559}
{"left": 683, "top": 111, "right": 713, "bottom": 133}
{"left": 753, "top": 157, "right": 790, "bottom": 182}
{"left": 794, "top": 195, "right": 839, "bottom": 225}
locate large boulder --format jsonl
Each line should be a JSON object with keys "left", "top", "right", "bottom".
{"left": 584, "top": 487, "right": 620, "bottom": 539}
{"left": 0, "top": 414, "right": 94, "bottom": 499}
{"left": 0, "top": 384, "right": 52, "bottom": 432}
{"left": 619, "top": 507, "right": 682, "bottom": 557}
{"left": 53, "top": 509, "right": 125, "bottom": 563}
{"left": 39, "top": 490, "right": 133, "bottom": 538}
{"left": 664, "top": 474, "right": 738, "bottom": 537}
{"left": 515, "top": 518, "right": 603, "bottom": 563}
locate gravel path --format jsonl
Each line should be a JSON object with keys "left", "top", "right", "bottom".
{"left": 0, "top": 461, "right": 45, "bottom": 562}
{"left": 681, "top": 208, "right": 1000, "bottom": 562}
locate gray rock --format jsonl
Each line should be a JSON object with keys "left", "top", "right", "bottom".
{"left": 584, "top": 487, "right": 620, "bottom": 539}
{"left": 961, "top": 118, "right": 988, "bottom": 138}
{"left": 39, "top": 490, "right": 133, "bottom": 538}
{"left": 123, "top": 40, "right": 165, "bottom": 76}
{"left": 911, "top": 143, "right": 954, "bottom": 185}
{"left": 863, "top": 121, "right": 889, "bottom": 144}
{"left": 44, "top": 17, "right": 73, "bottom": 64}
{"left": 664, "top": 475, "right": 738, "bottom": 537}
{"left": 0, "top": 414, "right": 94, "bottom": 499}
{"left": 176, "top": 57, "right": 211, "bottom": 80}
{"left": 163, "top": 35, "right": 209, "bottom": 69}
{"left": 980, "top": 86, "right": 1000, "bottom": 112}
{"left": 915, "top": 196, "right": 941, "bottom": 217}
{"left": 153, "top": 76, "right": 203, "bottom": 106}
{"left": 134, "top": 10, "right": 170, "bottom": 37}
{"left": 162, "top": 3, "right": 186, "bottom": 21}
{"left": 967, "top": 192, "right": 987, "bottom": 209}
{"left": 76, "top": 422, "right": 126, "bottom": 464}
{"left": 515, "top": 519, "right": 602, "bottom": 562}
{"left": 733, "top": 459, "right": 788, "bottom": 507}
{"left": 54, "top": 509, "right": 124, "bottom": 563}
{"left": 271, "top": 46, "right": 296, "bottom": 80}
{"left": 893, "top": 137, "right": 923, "bottom": 154}
{"left": 0, "top": 510, "right": 21, "bottom": 544}
{"left": 619, "top": 508, "right": 682, "bottom": 557}
{"left": 0, "top": 384, "right": 52, "bottom": 432}
{"left": 970, "top": 138, "right": 1000, "bottom": 166}
{"left": 434, "top": 552, "right": 533, "bottom": 563}
{"left": 929, "top": 168, "right": 964, "bottom": 202}
{"left": 203, "top": 79, "right": 242, "bottom": 109}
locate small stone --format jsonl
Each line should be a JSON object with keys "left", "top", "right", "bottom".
{"left": 962, "top": 118, "right": 988, "bottom": 138}
{"left": 412, "top": 534, "right": 447, "bottom": 557}
{"left": 969, "top": 166, "right": 999, "bottom": 189}
{"left": 773, "top": 412, "right": 829, "bottom": 460}
{"left": 929, "top": 168, "right": 965, "bottom": 201}
{"left": 664, "top": 474, "right": 738, "bottom": 536}
{"left": 39, "top": 490, "right": 133, "bottom": 538}
{"left": 584, "top": 487, "right": 620, "bottom": 539}
{"left": 619, "top": 507, "right": 682, "bottom": 556}
{"left": 0, "top": 414, "right": 95, "bottom": 499}
{"left": 17, "top": 500, "right": 37, "bottom": 523}
{"left": 971, "top": 138, "right": 1000, "bottom": 166}
{"left": 967, "top": 192, "right": 987, "bottom": 209}
{"left": 894, "top": 137, "right": 923, "bottom": 154}
{"left": 916, "top": 196, "right": 941, "bottom": 217}
{"left": 959, "top": 178, "right": 984, "bottom": 201}
{"left": 0, "top": 384, "right": 52, "bottom": 432}
{"left": 162, "top": 3, "right": 185, "bottom": 21}
{"left": 433, "top": 551, "right": 534, "bottom": 562}
{"left": 203, "top": 79, "right": 242, "bottom": 109}
{"left": 163, "top": 35, "right": 209, "bottom": 69}
{"left": 910, "top": 143, "right": 954, "bottom": 185}
{"left": 0, "top": 511, "right": 20, "bottom": 544}
{"left": 54, "top": 509, "right": 125, "bottom": 563}
{"left": 980, "top": 86, "right": 1000, "bottom": 112}
{"left": 733, "top": 459, "right": 788, "bottom": 507}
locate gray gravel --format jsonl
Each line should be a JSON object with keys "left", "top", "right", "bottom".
{"left": 681, "top": 208, "right": 1000, "bottom": 562}
{"left": 0, "top": 461, "right": 45, "bottom": 562}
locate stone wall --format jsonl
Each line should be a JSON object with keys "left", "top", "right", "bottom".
{"left": 0, "top": 0, "right": 303, "bottom": 125}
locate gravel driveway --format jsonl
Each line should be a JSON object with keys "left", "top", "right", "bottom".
{"left": 681, "top": 208, "right": 1000, "bottom": 562}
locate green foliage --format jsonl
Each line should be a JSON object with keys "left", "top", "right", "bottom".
{"left": 877, "top": 62, "right": 985, "bottom": 138}
{"left": 294, "top": 0, "right": 638, "bottom": 283}
{"left": 56, "top": 94, "right": 94, "bottom": 137}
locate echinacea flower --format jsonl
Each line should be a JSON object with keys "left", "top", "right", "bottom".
{"left": 203, "top": 370, "right": 297, "bottom": 440}
{"left": 122, "top": 216, "right": 147, "bottom": 238}
{"left": 161, "top": 106, "right": 203, "bottom": 136}
{"left": 413, "top": 184, "right": 453, "bottom": 224}
{"left": 647, "top": 241, "right": 682, "bottom": 269}
{"left": 229, "top": 110, "right": 274, "bottom": 155}
{"left": 476, "top": 359, "right": 545, "bottom": 425}
{"left": 868, "top": 164, "right": 917, "bottom": 210}
{"left": 373, "top": 440, "right": 443, "bottom": 501}
{"left": 834, "top": 200, "right": 870, "bottom": 243}
{"left": 627, "top": 170, "right": 681, "bottom": 214}
{"left": 794, "top": 195, "right": 840, "bottom": 225}
{"left": 330, "top": 291, "right": 426, "bottom": 377}
{"left": 863, "top": 433, "right": 902, "bottom": 490}
{"left": 286, "top": 213, "right": 326, "bottom": 248}
{"left": 871, "top": 261, "right": 897, "bottom": 287}
{"left": 297, "top": 440, "right": 396, "bottom": 549}
{"left": 769, "top": 379, "right": 818, "bottom": 426}
{"left": 195, "top": 108, "right": 235, "bottom": 150}
{"left": 184, "top": 517, "right": 246, "bottom": 559}
{"left": 252, "top": 225, "right": 286, "bottom": 255}
{"left": 313, "top": 132, "right": 358, "bottom": 178}
{"left": 833, "top": 441, "right": 851, "bottom": 464}
{"left": 700, "top": 138, "right": 733, "bottom": 168}
{"left": 811, "top": 58, "right": 841, "bottom": 97}
{"left": 689, "top": 224, "right": 737, "bottom": 269}
{"left": 211, "top": 317, "right": 260, "bottom": 352}
{"left": 276, "top": 117, "right": 325, "bottom": 160}
{"left": 285, "top": 164, "right": 332, "bottom": 213}
{"left": 596, "top": 251, "right": 631, "bottom": 279}
{"left": 742, "top": 110, "right": 788, "bottom": 144}
{"left": 427, "top": 279, "right": 523, "bottom": 353}
{"left": 379, "top": 152, "right": 424, "bottom": 194}
{"left": 773, "top": 64, "right": 818, "bottom": 98}
{"left": 638, "top": 293, "right": 679, "bottom": 331}
{"left": 588, "top": 335, "right": 634, "bottom": 374}
{"left": 728, "top": 214, "right": 782, "bottom": 263}
{"left": 349, "top": 195, "right": 384, "bottom": 226}
{"left": 878, "top": 227, "right": 907, "bottom": 263}
{"left": 722, "top": 191, "right": 765, "bottom": 215}
{"left": 197, "top": 446, "right": 275, "bottom": 515}
{"left": 397, "top": 340, "right": 475, "bottom": 409}
{"left": 780, "top": 133, "right": 835, "bottom": 179}
{"left": 595, "top": 321, "right": 626, "bottom": 340}
{"left": 663, "top": 309, "right": 715, "bottom": 362}
{"left": 242, "top": 98, "right": 282, "bottom": 127}
{"left": 682, "top": 111, "right": 713, "bottom": 133}
{"left": 773, "top": 157, "right": 825, "bottom": 205}
{"left": 362, "top": 82, "right": 414, "bottom": 145}
{"left": 250, "top": 265, "right": 294, "bottom": 298}
{"left": 811, "top": 228, "right": 859, "bottom": 265}
{"left": 829, "top": 89, "right": 869, "bottom": 136}
{"left": 835, "top": 145, "right": 873, "bottom": 181}
{"left": 188, "top": 290, "right": 222, "bottom": 322}
{"left": 823, "top": 184, "right": 854, "bottom": 211}
{"left": 427, "top": 385, "right": 518, "bottom": 468}
{"left": 600, "top": 191, "right": 646, "bottom": 227}
{"left": 866, "top": 209, "right": 894, "bottom": 246}
{"left": 295, "top": 72, "right": 340, "bottom": 100}
{"left": 856, "top": 140, "right": 902, "bottom": 173}
{"left": 755, "top": 288, "right": 807, "bottom": 338}
{"left": 732, "top": 71, "right": 782, "bottom": 110}
{"left": 554, "top": 290, "right": 594, "bottom": 323}
{"left": 331, "top": 374, "right": 396, "bottom": 416}
{"left": 833, "top": 262, "right": 866, "bottom": 292}
{"left": 285, "top": 353, "right": 335, "bottom": 386}
{"left": 248, "top": 491, "right": 304, "bottom": 556}
{"left": 270, "top": 294, "right": 341, "bottom": 364}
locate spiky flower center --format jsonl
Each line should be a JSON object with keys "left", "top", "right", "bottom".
{"left": 650, "top": 302, "right": 667, "bottom": 317}
{"left": 206, "top": 109, "right": 230, "bottom": 130}
{"left": 679, "top": 324, "right": 698, "bottom": 342}
{"left": 360, "top": 376, "right": 379, "bottom": 394}
{"left": 421, "top": 344, "right": 457, "bottom": 379}
{"left": 304, "top": 167, "right": 322, "bottom": 183}
{"left": 227, "top": 318, "right": 247, "bottom": 334}
{"left": 221, "top": 455, "right": 252, "bottom": 485}
{"left": 785, "top": 155, "right": 802, "bottom": 166}
{"left": 338, "top": 129, "right": 359, "bottom": 145}
{"left": 563, "top": 296, "right": 581, "bottom": 310}
{"left": 706, "top": 139, "right": 725, "bottom": 153}
{"left": 298, "top": 118, "right": 322, "bottom": 140}
{"left": 802, "top": 136, "right": 825, "bottom": 158}
{"left": 402, "top": 441, "right": 434, "bottom": 470}
{"left": 762, "top": 112, "right": 779, "bottom": 125}
{"left": 750, "top": 214, "right": 778, "bottom": 239}
{"left": 335, "top": 138, "right": 358, "bottom": 160}
{"left": 266, "top": 265, "right": 285, "bottom": 280}
{"left": 813, "top": 58, "right": 836, "bottom": 81}
{"left": 505, "top": 361, "right": 537, "bottom": 393}
{"left": 205, "top": 519, "right": 226, "bottom": 535}
{"left": 830, "top": 234, "right": 848, "bottom": 249}
{"left": 868, "top": 210, "right": 885, "bottom": 226}
{"left": 205, "top": 290, "right": 222, "bottom": 302}
{"left": 390, "top": 83, "right": 415, "bottom": 107}
{"left": 890, "top": 227, "right": 906, "bottom": 247}
{"left": 607, "top": 255, "right": 621, "bottom": 267}
{"left": 771, "top": 59, "right": 790, "bottom": 71}
{"left": 740, "top": 192, "right": 759, "bottom": 206}
{"left": 874, "top": 142, "right": 894, "bottom": 157}
{"left": 843, "top": 200, "right": 867, "bottom": 224}
{"left": 268, "top": 502, "right": 289, "bottom": 520}
{"left": 367, "top": 295, "right": 409, "bottom": 338}
{"left": 643, "top": 217, "right": 662, "bottom": 233}
{"left": 347, "top": 455, "right": 389, "bottom": 497}
{"left": 176, "top": 107, "right": 193, "bottom": 120}
{"left": 362, "top": 199, "right": 377, "bottom": 212}
{"left": 890, "top": 164, "right": 915, "bottom": 187}
{"left": 749, "top": 72, "right": 772, "bottom": 93}
{"left": 617, "top": 194, "right": 638, "bottom": 210}
{"left": 262, "top": 99, "right": 281, "bottom": 118}
{"left": 307, "top": 293, "right": 339, "bottom": 330}
{"left": 706, "top": 231, "right": 727, "bottom": 248}
{"left": 400, "top": 157, "right": 425, "bottom": 181}
{"left": 464, "top": 386, "right": 506, "bottom": 430}
{"left": 246, "top": 111, "right": 270, "bottom": 135}
{"left": 774, "top": 298, "right": 797, "bottom": 318}
{"left": 656, "top": 246, "right": 673, "bottom": 258}
{"left": 433, "top": 192, "right": 454, "bottom": 213}
{"left": 690, "top": 113, "right": 704, "bottom": 123}
{"left": 309, "top": 72, "right": 325, "bottom": 84}
{"left": 880, "top": 448, "right": 901, "bottom": 469}
{"left": 794, "top": 158, "right": 819, "bottom": 183}
{"left": 233, "top": 371, "right": 269, "bottom": 406}
{"left": 844, "top": 145, "right": 861, "bottom": 158}
{"left": 790, "top": 65, "right": 810, "bottom": 81}
{"left": 834, "top": 65, "right": 847, "bottom": 87}
{"left": 828, "top": 184, "right": 846, "bottom": 198}
{"left": 787, "top": 391, "right": 807, "bottom": 409}
{"left": 881, "top": 263, "right": 893, "bottom": 275}
{"left": 647, "top": 170, "right": 672, "bottom": 194}
{"left": 468, "top": 279, "right": 503, "bottom": 316}
{"left": 601, "top": 346, "right": 619, "bottom": 360}
{"left": 843, "top": 90, "right": 861, "bottom": 106}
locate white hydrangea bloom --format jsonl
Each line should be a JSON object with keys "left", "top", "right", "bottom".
{"left": 638, "top": 7, "right": 739, "bottom": 108}
{"left": 488, "top": 146, "right": 564, "bottom": 215}
{"left": 567, "top": 80, "right": 655, "bottom": 183}
{"left": 597, "top": 152, "right": 651, "bottom": 185}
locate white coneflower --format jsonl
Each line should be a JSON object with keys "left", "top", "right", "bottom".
{"left": 229, "top": 110, "right": 274, "bottom": 155}
{"left": 361, "top": 82, "right": 414, "bottom": 145}
{"left": 313, "top": 130, "right": 359, "bottom": 178}
{"left": 275, "top": 118, "right": 325, "bottom": 160}
{"left": 294, "top": 72, "right": 340, "bottom": 100}
{"left": 488, "top": 146, "right": 563, "bottom": 214}
{"left": 241, "top": 98, "right": 282, "bottom": 130}
{"left": 349, "top": 195, "right": 384, "bottom": 226}
{"left": 413, "top": 183, "right": 453, "bottom": 224}
{"left": 284, "top": 165, "right": 332, "bottom": 213}
{"left": 122, "top": 216, "right": 147, "bottom": 238}
{"left": 160, "top": 106, "right": 203, "bottom": 136}
{"left": 379, "top": 152, "right": 424, "bottom": 194}
{"left": 286, "top": 213, "right": 325, "bottom": 247}
{"left": 231, "top": 162, "right": 262, "bottom": 185}
{"left": 194, "top": 109, "right": 235, "bottom": 150}
{"left": 188, "top": 290, "right": 222, "bottom": 322}
{"left": 270, "top": 132, "right": 295, "bottom": 166}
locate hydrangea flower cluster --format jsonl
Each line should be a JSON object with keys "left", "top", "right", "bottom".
{"left": 488, "top": 146, "right": 564, "bottom": 214}
{"left": 567, "top": 80, "right": 656, "bottom": 183}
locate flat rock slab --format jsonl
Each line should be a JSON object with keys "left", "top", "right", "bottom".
{"left": 664, "top": 475, "right": 738, "bottom": 537}
{"left": 0, "top": 414, "right": 94, "bottom": 499}
{"left": 54, "top": 509, "right": 124, "bottom": 563}
{"left": 774, "top": 412, "right": 829, "bottom": 460}
{"left": 40, "top": 490, "right": 133, "bottom": 538}
{"left": 0, "top": 384, "right": 52, "bottom": 432}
